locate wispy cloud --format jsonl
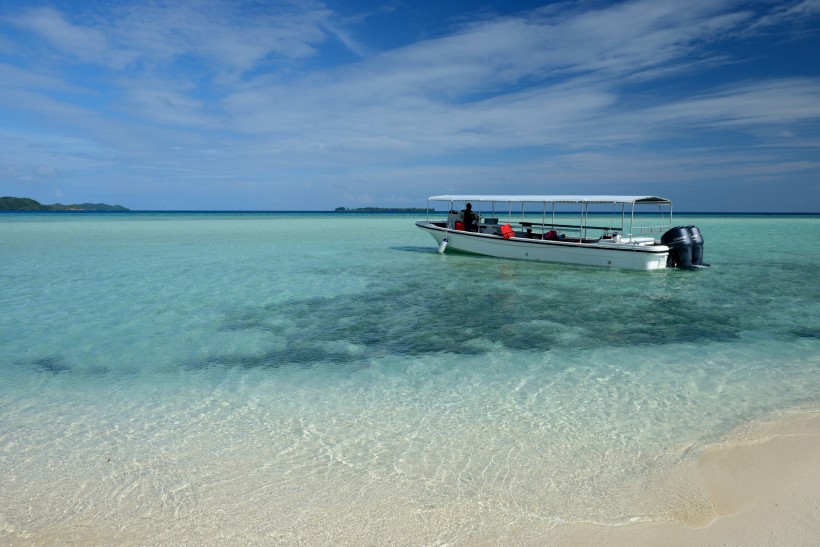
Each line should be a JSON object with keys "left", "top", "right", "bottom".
{"left": 10, "top": 6, "right": 134, "bottom": 68}
{"left": 640, "top": 78, "right": 820, "bottom": 129}
{"left": 7, "top": 1, "right": 337, "bottom": 75}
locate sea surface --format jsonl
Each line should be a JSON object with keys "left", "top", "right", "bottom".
{"left": 1, "top": 211, "right": 818, "bottom": 544}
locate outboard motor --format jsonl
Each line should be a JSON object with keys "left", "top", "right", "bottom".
{"left": 687, "top": 225, "right": 706, "bottom": 267}
{"left": 661, "top": 226, "right": 693, "bottom": 269}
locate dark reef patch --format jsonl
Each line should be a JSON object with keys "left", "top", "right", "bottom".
{"left": 207, "top": 269, "right": 752, "bottom": 369}
{"left": 31, "top": 356, "right": 72, "bottom": 374}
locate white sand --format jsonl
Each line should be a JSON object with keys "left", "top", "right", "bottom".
{"left": 549, "top": 409, "right": 820, "bottom": 546}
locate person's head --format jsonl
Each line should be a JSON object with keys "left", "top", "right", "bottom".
{"left": 466, "top": 202, "right": 472, "bottom": 210}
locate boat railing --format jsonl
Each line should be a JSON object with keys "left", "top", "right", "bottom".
{"left": 458, "top": 219, "right": 671, "bottom": 242}
{"left": 518, "top": 221, "right": 611, "bottom": 231}
{"left": 632, "top": 225, "right": 671, "bottom": 235}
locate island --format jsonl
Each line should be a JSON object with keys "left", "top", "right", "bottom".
{"left": 334, "top": 207, "right": 431, "bottom": 212}
{"left": 0, "top": 197, "right": 129, "bottom": 211}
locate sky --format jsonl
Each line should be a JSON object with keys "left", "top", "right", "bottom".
{"left": 1, "top": 0, "right": 819, "bottom": 212}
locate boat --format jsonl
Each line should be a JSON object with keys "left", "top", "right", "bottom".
{"left": 415, "top": 195, "right": 707, "bottom": 270}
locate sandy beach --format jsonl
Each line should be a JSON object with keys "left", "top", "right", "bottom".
{"left": 550, "top": 408, "right": 820, "bottom": 546}
{"left": 5, "top": 408, "right": 818, "bottom": 546}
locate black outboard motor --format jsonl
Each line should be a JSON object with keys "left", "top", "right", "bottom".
{"left": 661, "top": 226, "right": 693, "bottom": 269}
{"left": 687, "top": 225, "right": 706, "bottom": 267}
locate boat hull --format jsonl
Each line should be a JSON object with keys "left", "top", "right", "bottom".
{"left": 416, "top": 221, "right": 670, "bottom": 270}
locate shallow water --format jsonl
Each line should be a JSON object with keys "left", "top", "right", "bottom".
{"left": 1, "top": 212, "right": 818, "bottom": 543}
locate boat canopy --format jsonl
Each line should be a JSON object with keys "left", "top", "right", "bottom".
{"left": 427, "top": 195, "right": 671, "bottom": 205}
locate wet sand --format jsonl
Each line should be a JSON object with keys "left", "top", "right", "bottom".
{"left": 550, "top": 408, "right": 820, "bottom": 545}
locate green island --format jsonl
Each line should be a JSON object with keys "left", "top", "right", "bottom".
{"left": 0, "top": 196, "right": 129, "bottom": 211}
{"left": 334, "top": 207, "right": 431, "bottom": 212}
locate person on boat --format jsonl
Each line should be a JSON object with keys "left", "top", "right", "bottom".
{"left": 462, "top": 203, "right": 478, "bottom": 232}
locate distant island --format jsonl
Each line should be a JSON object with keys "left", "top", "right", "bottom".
{"left": 334, "top": 207, "right": 431, "bottom": 212}
{"left": 0, "top": 196, "right": 129, "bottom": 211}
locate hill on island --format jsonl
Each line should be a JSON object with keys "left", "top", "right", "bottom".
{"left": 0, "top": 196, "right": 129, "bottom": 211}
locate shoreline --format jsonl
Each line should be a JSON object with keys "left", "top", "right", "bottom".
{"left": 549, "top": 406, "right": 820, "bottom": 545}
{"left": 4, "top": 406, "right": 819, "bottom": 545}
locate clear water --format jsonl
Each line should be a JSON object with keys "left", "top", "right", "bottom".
{"left": 1, "top": 212, "right": 819, "bottom": 544}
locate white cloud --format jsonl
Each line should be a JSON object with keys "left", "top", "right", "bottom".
{"left": 111, "top": 1, "right": 332, "bottom": 74}
{"left": 10, "top": 6, "right": 134, "bottom": 68}
{"left": 640, "top": 78, "right": 820, "bottom": 128}
{"left": 9, "top": 1, "right": 338, "bottom": 77}
{"left": 748, "top": 0, "right": 820, "bottom": 31}
{"left": 0, "top": 61, "right": 80, "bottom": 92}
{"left": 209, "top": 0, "right": 767, "bottom": 155}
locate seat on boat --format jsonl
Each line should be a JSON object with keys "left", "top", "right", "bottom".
{"left": 480, "top": 217, "right": 499, "bottom": 234}
{"left": 446, "top": 210, "right": 459, "bottom": 229}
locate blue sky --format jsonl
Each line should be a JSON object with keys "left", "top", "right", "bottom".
{"left": 1, "top": 0, "right": 819, "bottom": 211}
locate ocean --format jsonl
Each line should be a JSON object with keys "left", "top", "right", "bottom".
{"left": 1, "top": 211, "right": 818, "bottom": 544}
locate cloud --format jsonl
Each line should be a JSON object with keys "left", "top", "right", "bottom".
{"left": 8, "top": 1, "right": 338, "bottom": 77}
{"left": 10, "top": 6, "right": 134, "bottom": 68}
{"left": 640, "top": 78, "right": 820, "bottom": 129}
{"left": 211, "top": 0, "right": 776, "bottom": 156}
{"left": 747, "top": 0, "right": 820, "bottom": 31}
{"left": 0, "top": 61, "right": 80, "bottom": 93}
{"left": 111, "top": 1, "right": 333, "bottom": 75}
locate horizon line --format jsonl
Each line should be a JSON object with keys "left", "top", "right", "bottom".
{"left": 3, "top": 209, "right": 818, "bottom": 215}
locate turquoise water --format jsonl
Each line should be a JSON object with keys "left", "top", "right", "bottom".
{"left": 1, "top": 212, "right": 819, "bottom": 544}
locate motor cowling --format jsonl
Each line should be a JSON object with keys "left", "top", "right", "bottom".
{"left": 687, "top": 225, "right": 705, "bottom": 266}
{"left": 661, "top": 226, "right": 693, "bottom": 269}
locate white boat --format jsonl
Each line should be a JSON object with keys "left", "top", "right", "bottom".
{"left": 415, "top": 195, "right": 706, "bottom": 270}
